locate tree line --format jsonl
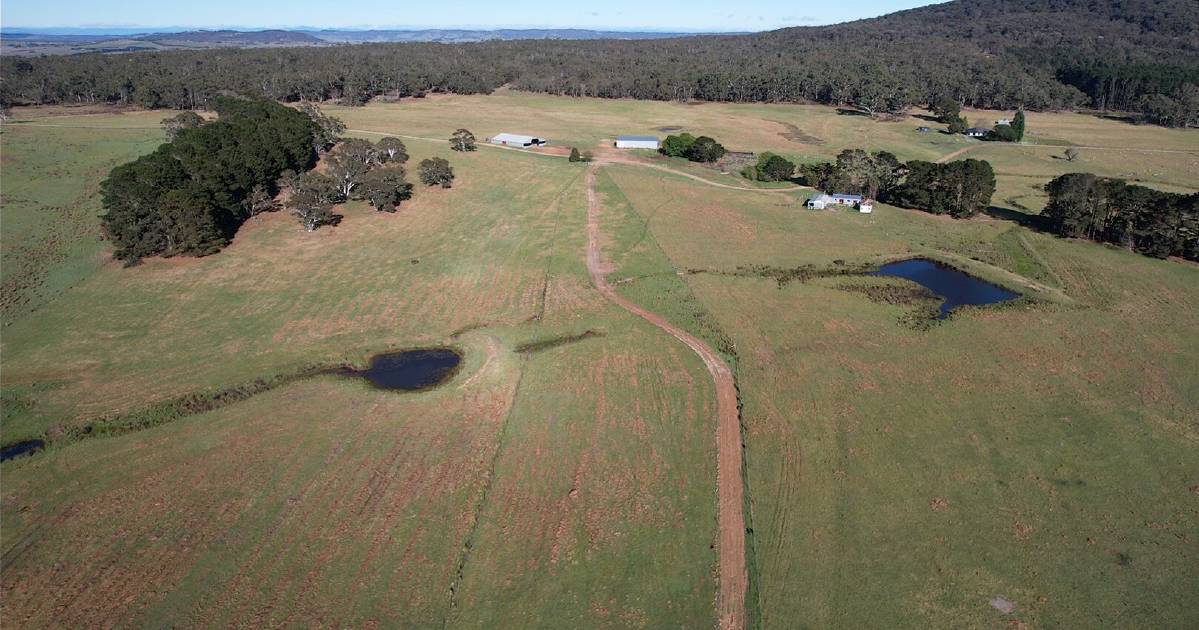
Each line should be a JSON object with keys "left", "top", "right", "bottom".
{"left": 660, "top": 134, "right": 727, "bottom": 163}
{"left": 3, "top": 0, "right": 1194, "bottom": 125}
{"left": 1043, "top": 174, "right": 1199, "bottom": 260}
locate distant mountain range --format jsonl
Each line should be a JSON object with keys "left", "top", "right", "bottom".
{"left": 0, "top": 27, "right": 728, "bottom": 56}
{"left": 303, "top": 29, "right": 717, "bottom": 43}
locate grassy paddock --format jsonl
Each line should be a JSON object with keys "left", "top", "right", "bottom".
{"left": 604, "top": 153, "right": 1198, "bottom": 628}
{"left": 1, "top": 95, "right": 1196, "bottom": 628}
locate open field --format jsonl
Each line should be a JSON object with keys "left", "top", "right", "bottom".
{"left": 2, "top": 95, "right": 1198, "bottom": 628}
{"left": 599, "top": 164, "right": 1199, "bottom": 628}
{"left": 1, "top": 112, "right": 719, "bottom": 627}
{"left": 0, "top": 113, "right": 163, "bottom": 323}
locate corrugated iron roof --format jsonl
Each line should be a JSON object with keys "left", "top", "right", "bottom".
{"left": 492, "top": 133, "right": 543, "bottom": 143}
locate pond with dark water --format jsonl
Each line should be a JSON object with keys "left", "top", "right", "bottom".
{"left": 332, "top": 348, "right": 463, "bottom": 391}
{"left": 1, "top": 439, "right": 46, "bottom": 462}
{"left": 868, "top": 258, "right": 1019, "bottom": 319}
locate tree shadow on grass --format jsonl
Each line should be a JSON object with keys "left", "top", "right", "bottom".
{"left": 984, "top": 206, "right": 1052, "bottom": 233}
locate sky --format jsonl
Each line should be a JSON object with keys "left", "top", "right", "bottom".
{"left": 1, "top": 0, "right": 944, "bottom": 32}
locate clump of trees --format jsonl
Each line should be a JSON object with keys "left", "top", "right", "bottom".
{"left": 800, "top": 149, "right": 904, "bottom": 200}
{"left": 101, "top": 97, "right": 319, "bottom": 260}
{"left": 992, "top": 110, "right": 1026, "bottom": 142}
{"left": 800, "top": 148, "right": 996, "bottom": 219}
{"left": 743, "top": 153, "right": 797, "bottom": 182}
{"left": 377, "top": 136, "right": 409, "bottom": 162}
{"left": 1043, "top": 174, "right": 1198, "bottom": 260}
{"left": 931, "top": 95, "right": 968, "bottom": 134}
{"left": 288, "top": 172, "right": 340, "bottom": 231}
{"left": 568, "top": 147, "right": 593, "bottom": 163}
{"left": 286, "top": 135, "right": 414, "bottom": 227}
{"left": 890, "top": 160, "right": 997, "bottom": 218}
{"left": 660, "top": 133, "right": 696, "bottom": 157}
{"left": 360, "top": 167, "right": 413, "bottom": 213}
{"left": 660, "top": 133, "right": 727, "bottom": 163}
{"left": 419, "top": 157, "right": 455, "bottom": 188}
{"left": 450, "top": 128, "right": 477, "bottom": 151}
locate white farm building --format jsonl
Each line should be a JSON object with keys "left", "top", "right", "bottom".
{"left": 807, "top": 193, "right": 873, "bottom": 213}
{"left": 490, "top": 133, "right": 547, "bottom": 148}
{"left": 614, "top": 135, "right": 660, "bottom": 149}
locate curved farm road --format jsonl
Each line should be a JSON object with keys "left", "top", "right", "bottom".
{"left": 585, "top": 165, "right": 747, "bottom": 630}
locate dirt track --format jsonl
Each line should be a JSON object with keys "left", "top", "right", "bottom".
{"left": 584, "top": 165, "right": 747, "bottom": 630}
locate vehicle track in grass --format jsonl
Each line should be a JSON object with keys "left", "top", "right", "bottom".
{"left": 584, "top": 164, "right": 746, "bottom": 630}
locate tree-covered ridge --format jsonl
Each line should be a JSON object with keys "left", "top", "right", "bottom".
{"left": 1, "top": 0, "right": 1196, "bottom": 124}
{"left": 101, "top": 98, "right": 318, "bottom": 260}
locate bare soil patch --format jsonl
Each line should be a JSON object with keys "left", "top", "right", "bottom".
{"left": 774, "top": 121, "right": 824, "bottom": 145}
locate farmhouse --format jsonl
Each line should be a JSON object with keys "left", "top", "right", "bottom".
{"left": 806, "top": 193, "right": 866, "bottom": 210}
{"left": 490, "top": 133, "right": 547, "bottom": 148}
{"left": 615, "top": 135, "right": 660, "bottom": 149}
{"left": 965, "top": 128, "right": 990, "bottom": 138}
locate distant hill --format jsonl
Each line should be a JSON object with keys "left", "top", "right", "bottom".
{"left": 2, "top": 0, "right": 1196, "bottom": 125}
{"left": 302, "top": 29, "right": 716, "bottom": 43}
{"left": 143, "top": 29, "right": 326, "bottom": 46}
{"left": 0, "top": 27, "right": 717, "bottom": 56}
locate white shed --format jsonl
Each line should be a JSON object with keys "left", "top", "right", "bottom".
{"left": 858, "top": 200, "right": 874, "bottom": 214}
{"left": 490, "top": 133, "right": 547, "bottom": 148}
{"left": 615, "top": 135, "right": 660, "bottom": 150}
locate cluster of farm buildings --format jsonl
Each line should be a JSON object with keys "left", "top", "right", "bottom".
{"left": 488, "top": 131, "right": 874, "bottom": 213}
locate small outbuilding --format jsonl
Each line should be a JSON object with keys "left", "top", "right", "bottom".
{"left": 858, "top": 200, "right": 874, "bottom": 214}
{"left": 615, "top": 135, "right": 660, "bottom": 149}
{"left": 490, "top": 133, "right": 547, "bottom": 148}
{"left": 806, "top": 193, "right": 864, "bottom": 210}
{"left": 916, "top": 126, "right": 932, "bottom": 133}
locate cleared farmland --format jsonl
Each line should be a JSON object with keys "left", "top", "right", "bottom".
{"left": 1, "top": 111, "right": 718, "bottom": 627}
{"left": 599, "top": 161, "right": 1199, "bottom": 627}
{"left": 2, "top": 95, "right": 1198, "bottom": 628}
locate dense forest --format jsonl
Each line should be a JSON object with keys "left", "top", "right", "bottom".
{"left": 1043, "top": 174, "right": 1199, "bottom": 260}
{"left": 2, "top": 0, "right": 1196, "bottom": 123}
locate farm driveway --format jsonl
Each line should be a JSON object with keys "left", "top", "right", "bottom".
{"left": 585, "top": 165, "right": 747, "bottom": 630}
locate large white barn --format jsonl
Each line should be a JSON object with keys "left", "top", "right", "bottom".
{"left": 490, "top": 133, "right": 547, "bottom": 148}
{"left": 615, "top": 135, "right": 660, "bottom": 149}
